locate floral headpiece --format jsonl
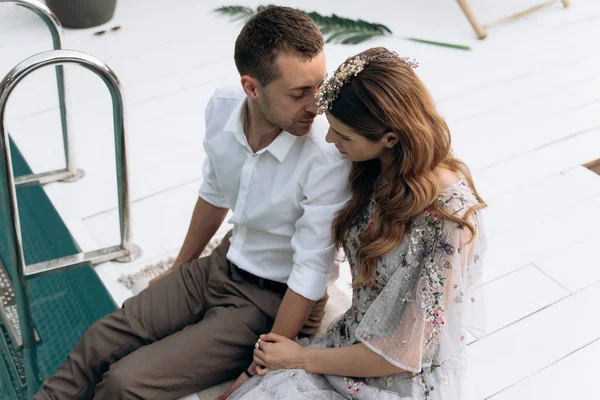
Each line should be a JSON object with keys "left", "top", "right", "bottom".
{"left": 316, "top": 50, "right": 419, "bottom": 114}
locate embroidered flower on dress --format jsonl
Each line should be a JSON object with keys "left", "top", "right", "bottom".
{"left": 438, "top": 234, "right": 455, "bottom": 255}
{"left": 454, "top": 291, "right": 465, "bottom": 304}
{"left": 343, "top": 377, "right": 363, "bottom": 394}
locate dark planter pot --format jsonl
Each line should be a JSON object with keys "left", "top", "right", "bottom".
{"left": 45, "top": 0, "right": 117, "bottom": 29}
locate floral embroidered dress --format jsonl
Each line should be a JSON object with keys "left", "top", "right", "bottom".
{"left": 229, "top": 180, "right": 486, "bottom": 400}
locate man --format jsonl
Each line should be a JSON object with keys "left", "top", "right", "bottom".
{"left": 35, "top": 6, "right": 350, "bottom": 400}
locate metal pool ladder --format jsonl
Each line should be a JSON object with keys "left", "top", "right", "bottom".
{"left": 0, "top": 0, "right": 83, "bottom": 184}
{"left": 0, "top": 48, "right": 142, "bottom": 397}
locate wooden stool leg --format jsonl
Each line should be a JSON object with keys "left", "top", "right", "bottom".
{"left": 456, "top": 0, "right": 488, "bottom": 39}
{"left": 561, "top": 0, "right": 570, "bottom": 7}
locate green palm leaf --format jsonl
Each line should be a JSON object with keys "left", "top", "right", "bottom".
{"left": 309, "top": 13, "right": 392, "bottom": 43}
{"left": 214, "top": 5, "right": 471, "bottom": 50}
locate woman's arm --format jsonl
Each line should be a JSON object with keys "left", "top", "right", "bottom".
{"left": 303, "top": 342, "right": 408, "bottom": 377}
{"left": 254, "top": 333, "right": 408, "bottom": 378}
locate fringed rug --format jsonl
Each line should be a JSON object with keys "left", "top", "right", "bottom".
{"left": 118, "top": 237, "right": 222, "bottom": 295}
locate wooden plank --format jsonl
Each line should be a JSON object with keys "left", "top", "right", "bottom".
{"left": 489, "top": 338, "right": 600, "bottom": 400}
{"left": 465, "top": 282, "right": 600, "bottom": 400}
{"left": 584, "top": 159, "right": 600, "bottom": 175}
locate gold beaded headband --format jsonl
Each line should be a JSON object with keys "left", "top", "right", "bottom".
{"left": 316, "top": 50, "right": 418, "bottom": 115}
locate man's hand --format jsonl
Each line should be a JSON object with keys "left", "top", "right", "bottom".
{"left": 215, "top": 361, "right": 258, "bottom": 400}
{"left": 149, "top": 263, "right": 180, "bottom": 285}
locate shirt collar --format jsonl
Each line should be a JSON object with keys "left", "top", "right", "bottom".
{"left": 265, "top": 130, "right": 297, "bottom": 163}
{"left": 224, "top": 98, "right": 297, "bottom": 163}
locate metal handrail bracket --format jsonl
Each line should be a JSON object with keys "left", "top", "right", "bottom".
{"left": 0, "top": 50, "right": 142, "bottom": 396}
{"left": 1, "top": 0, "right": 83, "bottom": 185}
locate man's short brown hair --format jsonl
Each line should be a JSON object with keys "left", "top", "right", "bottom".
{"left": 234, "top": 6, "right": 324, "bottom": 86}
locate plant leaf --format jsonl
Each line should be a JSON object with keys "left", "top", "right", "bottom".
{"left": 305, "top": 11, "right": 393, "bottom": 44}
{"left": 340, "top": 34, "right": 380, "bottom": 45}
{"left": 324, "top": 30, "right": 352, "bottom": 43}
{"left": 213, "top": 5, "right": 471, "bottom": 50}
{"left": 406, "top": 37, "right": 472, "bottom": 51}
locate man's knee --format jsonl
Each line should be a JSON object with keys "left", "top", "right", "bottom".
{"left": 83, "top": 309, "right": 144, "bottom": 358}
{"left": 81, "top": 309, "right": 122, "bottom": 343}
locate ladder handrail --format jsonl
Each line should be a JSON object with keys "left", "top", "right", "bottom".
{"left": 0, "top": 50, "right": 141, "bottom": 397}
{"left": 1, "top": 0, "right": 81, "bottom": 185}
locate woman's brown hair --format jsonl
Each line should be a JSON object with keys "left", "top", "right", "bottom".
{"left": 330, "top": 47, "right": 487, "bottom": 287}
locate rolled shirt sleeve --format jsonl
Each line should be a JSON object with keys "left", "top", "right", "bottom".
{"left": 287, "top": 157, "right": 351, "bottom": 300}
{"left": 198, "top": 143, "right": 229, "bottom": 208}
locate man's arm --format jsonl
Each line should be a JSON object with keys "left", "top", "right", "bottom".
{"left": 172, "top": 197, "right": 229, "bottom": 269}
{"left": 272, "top": 156, "right": 351, "bottom": 337}
{"left": 270, "top": 288, "right": 315, "bottom": 339}
{"left": 150, "top": 197, "right": 228, "bottom": 285}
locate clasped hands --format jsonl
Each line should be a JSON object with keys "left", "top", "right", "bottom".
{"left": 216, "top": 333, "right": 305, "bottom": 400}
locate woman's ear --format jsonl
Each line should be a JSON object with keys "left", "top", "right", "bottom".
{"left": 383, "top": 131, "right": 399, "bottom": 148}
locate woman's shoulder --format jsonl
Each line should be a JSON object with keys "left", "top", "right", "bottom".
{"left": 411, "top": 178, "right": 482, "bottom": 235}
{"left": 431, "top": 169, "right": 479, "bottom": 211}
{"left": 438, "top": 179, "right": 480, "bottom": 215}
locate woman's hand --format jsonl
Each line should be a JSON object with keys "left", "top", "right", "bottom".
{"left": 253, "top": 333, "right": 306, "bottom": 375}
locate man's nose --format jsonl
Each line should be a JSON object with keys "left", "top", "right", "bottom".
{"left": 305, "top": 97, "right": 318, "bottom": 115}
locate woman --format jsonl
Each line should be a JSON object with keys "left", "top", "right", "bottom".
{"left": 228, "top": 47, "right": 487, "bottom": 400}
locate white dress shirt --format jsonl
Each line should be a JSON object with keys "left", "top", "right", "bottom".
{"left": 198, "top": 86, "right": 351, "bottom": 300}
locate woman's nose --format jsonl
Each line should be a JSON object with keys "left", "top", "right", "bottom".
{"left": 325, "top": 130, "right": 336, "bottom": 144}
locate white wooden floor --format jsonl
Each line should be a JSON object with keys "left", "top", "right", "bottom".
{"left": 2, "top": 0, "right": 599, "bottom": 399}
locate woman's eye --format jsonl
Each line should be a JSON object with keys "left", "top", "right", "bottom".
{"left": 292, "top": 93, "right": 305, "bottom": 99}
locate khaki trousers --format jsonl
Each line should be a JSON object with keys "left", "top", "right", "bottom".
{"left": 34, "top": 236, "right": 327, "bottom": 400}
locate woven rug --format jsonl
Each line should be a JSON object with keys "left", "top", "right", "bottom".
{"left": 118, "top": 237, "right": 222, "bottom": 295}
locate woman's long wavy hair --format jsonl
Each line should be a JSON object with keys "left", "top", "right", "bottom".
{"left": 330, "top": 47, "right": 487, "bottom": 288}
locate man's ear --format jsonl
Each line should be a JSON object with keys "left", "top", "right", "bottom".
{"left": 241, "top": 75, "right": 260, "bottom": 99}
{"left": 383, "top": 131, "right": 399, "bottom": 148}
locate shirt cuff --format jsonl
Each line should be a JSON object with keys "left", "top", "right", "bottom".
{"left": 287, "top": 265, "right": 330, "bottom": 301}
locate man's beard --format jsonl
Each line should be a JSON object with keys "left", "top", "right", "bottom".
{"left": 258, "top": 96, "right": 312, "bottom": 137}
